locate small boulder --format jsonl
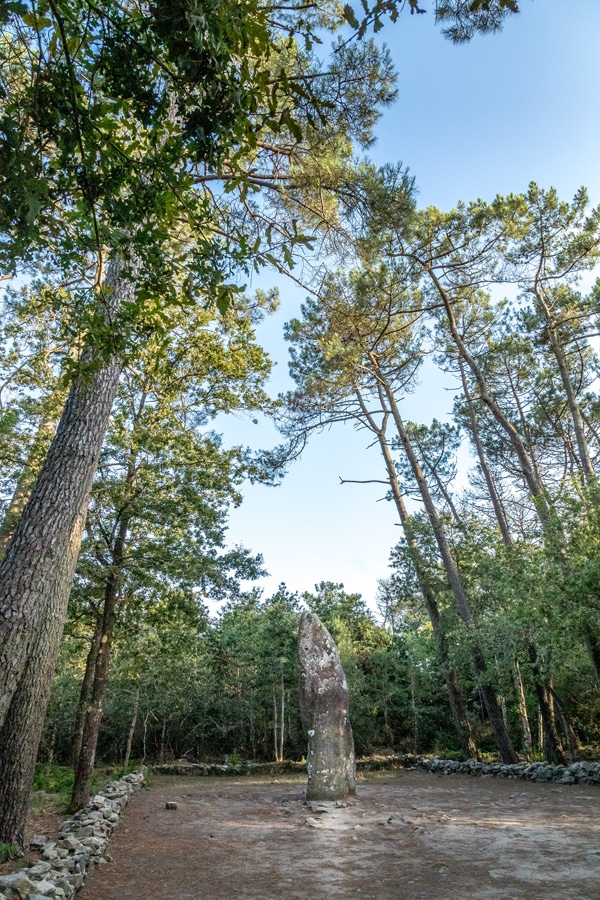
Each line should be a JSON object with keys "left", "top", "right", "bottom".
{"left": 0, "top": 872, "right": 38, "bottom": 899}
{"left": 29, "top": 835, "right": 48, "bottom": 852}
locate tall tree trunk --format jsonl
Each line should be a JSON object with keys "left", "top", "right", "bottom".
{"left": 0, "top": 504, "right": 87, "bottom": 847}
{"left": 142, "top": 711, "right": 150, "bottom": 765}
{"left": 280, "top": 668, "right": 285, "bottom": 763}
{"left": 548, "top": 685, "right": 579, "bottom": 763}
{"left": 356, "top": 392, "right": 478, "bottom": 760}
{"left": 461, "top": 365, "right": 537, "bottom": 760}
{"left": 459, "top": 358, "right": 587, "bottom": 756}
{"left": 249, "top": 693, "right": 255, "bottom": 759}
{"left": 527, "top": 644, "right": 566, "bottom": 765}
{"left": 410, "top": 427, "right": 462, "bottom": 525}
{"left": 459, "top": 369, "right": 538, "bottom": 760}
{"left": 69, "top": 576, "right": 120, "bottom": 811}
{"left": 458, "top": 358, "right": 513, "bottom": 551}
{"left": 44, "top": 720, "right": 58, "bottom": 765}
{"left": 123, "top": 687, "right": 140, "bottom": 770}
{"left": 424, "top": 268, "right": 555, "bottom": 528}
{"left": 426, "top": 274, "right": 600, "bottom": 685}
{"left": 426, "top": 590, "right": 478, "bottom": 759}
{"left": 0, "top": 258, "right": 134, "bottom": 847}
{"left": 273, "top": 694, "right": 279, "bottom": 762}
{"left": 584, "top": 627, "right": 600, "bottom": 687}
{"left": 377, "top": 373, "right": 517, "bottom": 763}
{"left": 512, "top": 659, "right": 532, "bottom": 758}
{"left": 534, "top": 285, "right": 595, "bottom": 481}
{"left": 159, "top": 718, "right": 167, "bottom": 764}
{"left": 71, "top": 612, "right": 104, "bottom": 767}
{"left": 70, "top": 495, "right": 131, "bottom": 811}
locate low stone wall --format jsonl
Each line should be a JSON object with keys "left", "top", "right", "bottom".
{"left": 416, "top": 757, "right": 600, "bottom": 784}
{"left": 151, "top": 757, "right": 408, "bottom": 778}
{"left": 152, "top": 760, "right": 306, "bottom": 777}
{"left": 0, "top": 771, "right": 144, "bottom": 900}
{"left": 152, "top": 756, "right": 600, "bottom": 785}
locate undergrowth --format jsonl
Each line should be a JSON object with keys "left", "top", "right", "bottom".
{"left": 0, "top": 843, "right": 20, "bottom": 864}
{"left": 32, "top": 764, "right": 74, "bottom": 798}
{"left": 32, "top": 763, "right": 106, "bottom": 803}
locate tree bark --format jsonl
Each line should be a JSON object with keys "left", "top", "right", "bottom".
{"left": 369, "top": 410, "right": 478, "bottom": 759}
{"left": 376, "top": 372, "right": 517, "bottom": 763}
{"left": 584, "top": 627, "right": 600, "bottom": 688}
{"left": 70, "top": 488, "right": 132, "bottom": 810}
{"left": 534, "top": 285, "right": 595, "bottom": 481}
{"left": 0, "top": 258, "right": 133, "bottom": 846}
{"left": 69, "top": 576, "right": 119, "bottom": 810}
{"left": 273, "top": 693, "right": 279, "bottom": 762}
{"left": 527, "top": 644, "right": 566, "bottom": 765}
{"left": 159, "top": 719, "right": 167, "bottom": 764}
{"left": 280, "top": 667, "right": 285, "bottom": 762}
{"left": 458, "top": 358, "right": 513, "bottom": 551}
{"left": 71, "top": 612, "right": 104, "bottom": 767}
{"left": 459, "top": 356, "right": 588, "bottom": 757}
{"left": 512, "top": 659, "right": 532, "bottom": 758}
{"left": 423, "top": 268, "right": 555, "bottom": 528}
{"left": 423, "top": 273, "right": 600, "bottom": 697}
{"left": 0, "top": 504, "right": 87, "bottom": 847}
{"left": 123, "top": 687, "right": 140, "bottom": 770}
{"left": 548, "top": 684, "right": 579, "bottom": 763}
{"left": 355, "top": 389, "right": 477, "bottom": 758}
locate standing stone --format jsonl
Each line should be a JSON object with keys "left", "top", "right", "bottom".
{"left": 298, "top": 611, "right": 356, "bottom": 801}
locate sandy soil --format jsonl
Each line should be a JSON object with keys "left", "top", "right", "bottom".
{"left": 77, "top": 769, "right": 600, "bottom": 899}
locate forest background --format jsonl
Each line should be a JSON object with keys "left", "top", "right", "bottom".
{"left": 2, "top": 0, "right": 600, "bottom": 852}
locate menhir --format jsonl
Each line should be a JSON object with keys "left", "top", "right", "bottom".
{"left": 298, "top": 611, "right": 356, "bottom": 801}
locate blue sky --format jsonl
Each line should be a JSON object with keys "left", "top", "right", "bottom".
{"left": 214, "top": 0, "right": 600, "bottom": 611}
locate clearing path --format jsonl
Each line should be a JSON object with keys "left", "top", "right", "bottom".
{"left": 78, "top": 769, "right": 600, "bottom": 899}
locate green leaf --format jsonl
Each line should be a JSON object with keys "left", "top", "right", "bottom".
{"left": 343, "top": 4, "right": 359, "bottom": 28}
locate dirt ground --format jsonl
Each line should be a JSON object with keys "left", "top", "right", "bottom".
{"left": 76, "top": 769, "right": 600, "bottom": 900}
{"left": 0, "top": 793, "right": 63, "bottom": 875}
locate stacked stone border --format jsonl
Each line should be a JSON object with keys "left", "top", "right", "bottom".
{"left": 416, "top": 757, "right": 600, "bottom": 784}
{"left": 0, "top": 771, "right": 145, "bottom": 900}
{"left": 152, "top": 755, "right": 600, "bottom": 785}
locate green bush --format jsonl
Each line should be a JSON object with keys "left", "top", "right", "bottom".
{"left": 0, "top": 843, "right": 20, "bottom": 864}
{"left": 226, "top": 753, "right": 244, "bottom": 767}
{"left": 32, "top": 764, "right": 74, "bottom": 798}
